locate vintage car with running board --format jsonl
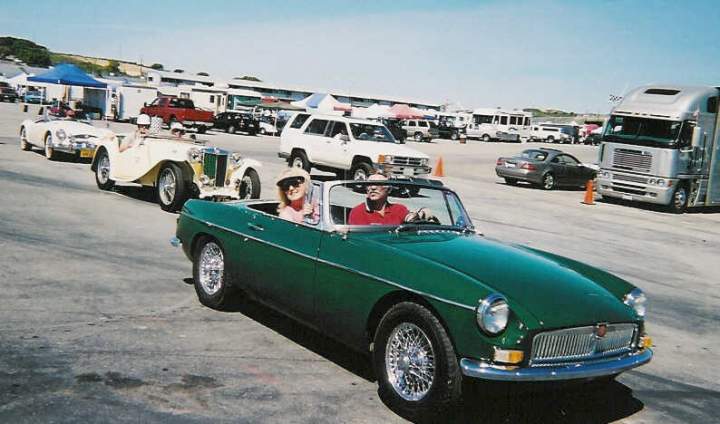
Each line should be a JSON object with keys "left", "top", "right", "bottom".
{"left": 91, "top": 133, "right": 262, "bottom": 212}
{"left": 171, "top": 178, "right": 652, "bottom": 419}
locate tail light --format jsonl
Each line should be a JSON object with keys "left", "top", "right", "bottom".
{"left": 521, "top": 162, "right": 536, "bottom": 171}
{"left": 496, "top": 158, "right": 504, "bottom": 165}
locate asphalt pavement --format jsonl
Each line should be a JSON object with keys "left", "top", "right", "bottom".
{"left": 0, "top": 103, "right": 718, "bottom": 423}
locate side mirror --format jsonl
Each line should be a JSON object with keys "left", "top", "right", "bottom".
{"left": 691, "top": 126, "right": 702, "bottom": 148}
{"left": 340, "top": 134, "right": 350, "bottom": 142}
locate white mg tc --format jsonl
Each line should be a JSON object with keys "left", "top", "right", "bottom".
{"left": 91, "top": 134, "right": 262, "bottom": 212}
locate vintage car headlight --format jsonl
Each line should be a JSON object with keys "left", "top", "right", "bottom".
{"left": 55, "top": 129, "right": 68, "bottom": 142}
{"left": 187, "top": 147, "right": 203, "bottom": 163}
{"left": 624, "top": 288, "right": 647, "bottom": 317}
{"left": 476, "top": 293, "right": 510, "bottom": 335}
{"left": 231, "top": 152, "right": 244, "bottom": 168}
{"left": 198, "top": 174, "right": 211, "bottom": 186}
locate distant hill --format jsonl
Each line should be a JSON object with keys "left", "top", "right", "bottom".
{"left": 0, "top": 37, "right": 51, "bottom": 67}
{"left": 523, "top": 108, "right": 576, "bottom": 117}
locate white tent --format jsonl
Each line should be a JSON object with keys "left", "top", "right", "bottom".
{"left": 291, "top": 93, "right": 351, "bottom": 115}
{"left": 352, "top": 103, "right": 391, "bottom": 119}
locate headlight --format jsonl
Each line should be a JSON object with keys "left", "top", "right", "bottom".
{"left": 601, "top": 171, "right": 611, "bottom": 179}
{"left": 55, "top": 129, "right": 67, "bottom": 141}
{"left": 420, "top": 158, "right": 429, "bottom": 166}
{"left": 377, "top": 154, "right": 393, "bottom": 164}
{"left": 476, "top": 294, "right": 510, "bottom": 335}
{"left": 656, "top": 179, "right": 666, "bottom": 187}
{"left": 187, "top": 147, "right": 202, "bottom": 163}
{"left": 199, "top": 174, "right": 211, "bottom": 185}
{"left": 231, "top": 152, "right": 244, "bottom": 168}
{"left": 623, "top": 288, "right": 647, "bottom": 317}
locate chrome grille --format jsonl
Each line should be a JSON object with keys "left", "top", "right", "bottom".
{"left": 203, "top": 151, "right": 229, "bottom": 187}
{"left": 612, "top": 149, "right": 652, "bottom": 173}
{"left": 613, "top": 173, "right": 648, "bottom": 184}
{"left": 391, "top": 156, "right": 423, "bottom": 167}
{"left": 530, "top": 324, "right": 637, "bottom": 367}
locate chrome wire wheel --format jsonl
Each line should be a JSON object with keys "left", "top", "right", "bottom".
{"left": 97, "top": 155, "right": 110, "bottom": 184}
{"left": 20, "top": 128, "right": 30, "bottom": 150}
{"left": 385, "top": 322, "right": 435, "bottom": 402}
{"left": 45, "top": 134, "right": 54, "bottom": 159}
{"left": 198, "top": 242, "right": 224, "bottom": 295}
{"left": 240, "top": 175, "right": 253, "bottom": 199}
{"left": 158, "top": 167, "right": 177, "bottom": 205}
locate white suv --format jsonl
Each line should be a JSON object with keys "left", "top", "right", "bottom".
{"left": 401, "top": 119, "right": 439, "bottom": 142}
{"left": 279, "top": 113, "right": 431, "bottom": 180}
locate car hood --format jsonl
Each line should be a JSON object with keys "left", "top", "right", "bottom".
{"left": 360, "top": 231, "right": 636, "bottom": 330}
{"left": 52, "top": 121, "right": 114, "bottom": 138}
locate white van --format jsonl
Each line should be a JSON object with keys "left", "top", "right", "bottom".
{"left": 466, "top": 108, "right": 532, "bottom": 142}
{"left": 530, "top": 125, "right": 572, "bottom": 143}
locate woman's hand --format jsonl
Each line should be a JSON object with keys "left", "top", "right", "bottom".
{"left": 302, "top": 203, "right": 314, "bottom": 216}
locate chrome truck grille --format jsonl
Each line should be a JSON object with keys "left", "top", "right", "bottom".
{"left": 391, "top": 156, "right": 423, "bottom": 167}
{"left": 612, "top": 149, "right": 652, "bottom": 173}
{"left": 203, "top": 150, "right": 229, "bottom": 187}
{"left": 530, "top": 324, "right": 637, "bottom": 367}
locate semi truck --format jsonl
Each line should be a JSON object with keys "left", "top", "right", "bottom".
{"left": 596, "top": 85, "right": 720, "bottom": 213}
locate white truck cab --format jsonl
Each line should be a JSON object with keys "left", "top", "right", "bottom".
{"left": 279, "top": 113, "right": 431, "bottom": 180}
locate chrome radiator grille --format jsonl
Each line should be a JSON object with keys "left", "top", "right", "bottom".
{"left": 391, "top": 156, "right": 423, "bottom": 167}
{"left": 612, "top": 149, "right": 652, "bottom": 173}
{"left": 530, "top": 324, "right": 637, "bottom": 367}
{"left": 203, "top": 152, "right": 229, "bottom": 187}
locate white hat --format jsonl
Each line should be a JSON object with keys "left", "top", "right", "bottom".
{"left": 170, "top": 121, "right": 184, "bottom": 131}
{"left": 136, "top": 114, "right": 151, "bottom": 126}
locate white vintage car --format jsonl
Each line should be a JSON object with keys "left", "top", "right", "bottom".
{"left": 20, "top": 116, "right": 114, "bottom": 160}
{"left": 91, "top": 133, "right": 262, "bottom": 212}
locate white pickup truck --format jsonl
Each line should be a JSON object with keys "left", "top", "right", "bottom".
{"left": 279, "top": 113, "right": 431, "bottom": 180}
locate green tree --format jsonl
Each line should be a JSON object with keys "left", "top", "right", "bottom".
{"left": 150, "top": 63, "right": 164, "bottom": 70}
{"left": 107, "top": 60, "right": 120, "bottom": 73}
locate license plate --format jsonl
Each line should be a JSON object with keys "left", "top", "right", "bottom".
{"left": 403, "top": 168, "right": 414, "bottom": 176}
{"left": 622, "top": 194, "right": 633, "bottom": 201}
{"left": 80, "top": 150, "right": 94, "bottom": 158}
{"left": 505, "top": 163, "right": 516, "bottom": 168}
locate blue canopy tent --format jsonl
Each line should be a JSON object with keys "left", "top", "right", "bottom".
{"left": 27, "top": 63, "right": 106, "bottom": 88}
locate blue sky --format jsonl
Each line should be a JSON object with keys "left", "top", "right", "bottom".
{"left": 1, "top": 0, "right": 718, "bottom": 112}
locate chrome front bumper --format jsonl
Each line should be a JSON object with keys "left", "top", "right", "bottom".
{"left": 460, "top": 349, "right": 652, "bottom": 382}
{"left": 49, "top": 141, "right": 96, "bottom": 155}
{"left": 597, "top": 175, "right": 674, "bottom": 205}
{"left": 376, "top": 164, "right": 432, "bottom": 177}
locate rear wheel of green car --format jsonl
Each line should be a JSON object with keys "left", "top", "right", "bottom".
{"left": 373, "top": 302, "right": 462, "bottom": 421}
{"left": 193, "top": 237, "right": 237, "bottom": 310}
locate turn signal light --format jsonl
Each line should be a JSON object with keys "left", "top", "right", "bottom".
{"left": 640, "top": 335, "right": 653, "bottom": 349}
{"left": 494, "top": 348, "right": 524, "bottom": 364}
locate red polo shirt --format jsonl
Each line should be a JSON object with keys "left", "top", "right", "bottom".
{"left": 348, "top": 201, "right": 409, "bottom": 225}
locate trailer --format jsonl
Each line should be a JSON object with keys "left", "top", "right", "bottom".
{"left": 106, "top": 84, "right": 158, "bottom": 121}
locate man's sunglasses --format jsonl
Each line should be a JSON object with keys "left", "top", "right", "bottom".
{"left": 279, "top": 177, "right": 305, "bottom": 191}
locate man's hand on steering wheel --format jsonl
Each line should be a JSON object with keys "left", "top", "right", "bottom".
{"left": 404, "top": 207, "right": 440, "bottom": 224}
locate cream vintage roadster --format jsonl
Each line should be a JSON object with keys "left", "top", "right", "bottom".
{"left": 20, "top": 115, "right": 114, "bottom": 161}
{"left": 91, "top": 133, "right": 262, "bottom": 211}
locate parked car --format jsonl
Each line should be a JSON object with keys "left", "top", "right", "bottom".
{"left": 279, "top": 113, "right": 431, "bottom": 180}
{"left": 584, "top": 126, "right": 604, "bottom": 145}
{"left": 140, "top": 96, "right": 214, "bottom": 134}
{"left": 401, "top": 119, "right": 439, "bottom": 142}
{"left": 23, "top": 90, "right": 44, "bottom": 104}
{"left": 19, "top": 115, "right": 113, "bottom": 160}
{"left": 173, "top": 178, "right": 652, "bottom": 420}
{"left": 0, "top": 87, "right": 19, "bottom": 102}
{"left": 436, "top": 119, "right": 466, "bottom": 140}
{"left": 91, "top": 133, "right": 262, "bottom": 211}
{"left": 380, "top": 117, "right": 407, "bottom": 142}
{"left": 530, "top": 125, "right": 572, "bottom": 143}
{"left": 213, "top": 111, "right": 259, "bottom": 135}
{"left": 495, "top": 148, "right": 597, "bottom": 189}
{"left": 257, "top": 116, "right": 280, "bottom": 136}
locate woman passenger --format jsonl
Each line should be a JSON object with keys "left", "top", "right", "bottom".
{"left": 276, "top": 168, "right": 316, "bottom": 224}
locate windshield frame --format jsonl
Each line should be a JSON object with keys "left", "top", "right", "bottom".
{"left": 323, "top": 180, "right": 475, "bottom": 233}
{"left": 603, "top": 114, "right": 686, "bottom": 149}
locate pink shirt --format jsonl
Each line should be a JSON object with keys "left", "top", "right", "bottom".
{"left": 279, "top": 204, "right": 320, "bottom": 224}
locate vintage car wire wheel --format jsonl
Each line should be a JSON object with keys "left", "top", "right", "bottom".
{"left": 44, "top": 133, "right": 58, "bottom": 160}
{"left": 20, "top": 127, "right": 31, "bottom": 151}
{"left": 239, "top": 169, "right": 261, "bottom": 199}
{"left": 198, "top": 242, "right": 224, "bottom": 296}
{"left": 385, "top": 322, "right": 436, "bottom": 401}
{"left": 156, "top": 163, "right": 189, "bottom": 212}
{"left": 158, "top": 168, "right": 177, "bottom": 205}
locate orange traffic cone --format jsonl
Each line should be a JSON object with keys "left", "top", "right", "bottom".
{"left": 433, "top": 157, "right": 445, "bottom": 177}
{"left": 582, "top": 179, "right": 595, "bottom": 205}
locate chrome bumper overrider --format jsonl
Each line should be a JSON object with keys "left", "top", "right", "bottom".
{"left": 170, "top": 237, "right": 181, "bottom": 247}
{"left": 460, "top": 349, "right": 652, "bottom": 381}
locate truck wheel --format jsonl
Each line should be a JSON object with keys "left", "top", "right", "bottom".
{"left": 547, "top": 136, "right": 555, "bottom": 143}
{"left": 20, "top": 127, "right": 31, "bottom": 151}
{"left": 541, "top": 172, "right": 555, "bottom": 190}
{"left": 239, "top": 168, "right": 261, "bottom": 199}
{"left": 94, "top": 149, "right": 115, "bottom": 190}
{"left": 227, "top": 125, "right": 236, "bottom": 134}
{"left": 482, "top": 134, "right": 491, "bottom": 142}
{"left": 197, "top": 126, "right": 207, "bottom": 134}
{"left": 351, "top": 162, "right": 373, "bottom": 180}
{"left": 259, "top": 127, "right": 267, "bottom": 135}
{"left": 157, "top": 162, "right": 189, "bottom": 212}
{"left": 668, "top": 185, "right": 688, "bottom": 214}
{"left": 193, "top": 237, "right": 238, "bottom": 310}
{"left": 168, "top": 116, "right": 177, "bottom": 129}
{"left": 450, "top": 132, "right": 458, "bottom": 140}
{"left": 373, "top": 302, "right": 462, "bottom": 421}
{"left": 414, "top": 132, "right": 423, "bottom": 142}
{"left": 290, "top": 151, "right": 311, "bottom": 172}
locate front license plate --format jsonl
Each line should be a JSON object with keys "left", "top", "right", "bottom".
{"left": 403, "top": 168, "right": 414, "bottom": 176}
{"left": 622, "top": 194, "right": 633, "bottom": 201}
{"left": 80, "top": 150, "right": 94, "bottom": 158}
{"left": 505, "top": 163, "right": 516, "bottom": 168}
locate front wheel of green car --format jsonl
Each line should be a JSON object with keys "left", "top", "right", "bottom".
{"left": 373, "top": 302, "right": 462, "bottom": 421}
{"left": 192, "top": 237, "right": 237, "bottom": 310}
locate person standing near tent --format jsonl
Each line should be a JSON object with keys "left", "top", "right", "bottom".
{"left": 119, "top": 114, "right": 151, "bottom": 152}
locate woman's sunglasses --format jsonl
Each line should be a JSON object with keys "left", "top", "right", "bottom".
{"left": 279, "top": 177, "right": 305, "bottom": 191}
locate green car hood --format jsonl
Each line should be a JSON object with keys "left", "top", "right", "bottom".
{"left": 361, "top": 231, "right": 637, "bottom": 330}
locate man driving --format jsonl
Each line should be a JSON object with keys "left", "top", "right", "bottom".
{"left": 119, "top": 114, "right": 151, "bottom": 152}
{"left": 348, "top": 174, "right": 409, "bottom": 225}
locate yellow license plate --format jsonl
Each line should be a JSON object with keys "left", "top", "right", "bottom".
{"left": 80, "top": 150, "right": 94, "bottom": 158}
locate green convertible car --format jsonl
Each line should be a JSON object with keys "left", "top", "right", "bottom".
{"left": 172, "top": 179, "right": 652, "bottom": 419}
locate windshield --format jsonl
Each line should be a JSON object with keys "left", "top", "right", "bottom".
{"left": 520, "top": 150, "right": 548, "bottom": 161}
{"left": 604, "top": 115, "right": 683, "bottom": 147}
{"left": 328, "top": 181, "right": 473, "bottom": 231}
{"left": 349, "top": 123, "right": 397, "bottom": 143}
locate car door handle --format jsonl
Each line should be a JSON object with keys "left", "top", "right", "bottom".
{"left": 247, "top": 223, "right": 264, "bottom": 232}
